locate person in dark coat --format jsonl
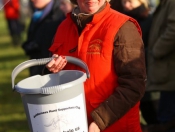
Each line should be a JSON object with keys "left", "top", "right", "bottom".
{"left": 22, "top": 0, "right": 65, "bottom": 76}
{"left": 146, "top": 0, "right": 175, "bottom": 131}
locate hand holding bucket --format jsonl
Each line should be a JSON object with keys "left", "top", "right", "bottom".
{"left": 12, "top": 56, "right": 90, "bottom": 94}
{"left": 46, "top": 54, "right": 67, "bottom": 73}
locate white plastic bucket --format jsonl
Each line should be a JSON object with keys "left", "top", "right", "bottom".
{"left": 11, "top": 56, "right": 90, "bottom": 132}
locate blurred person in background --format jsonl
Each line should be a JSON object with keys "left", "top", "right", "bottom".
{"left": 146, "top": 0, "right": 175, "bottom": 131}
{"left": 120, "top": 1, "right": 159, "bottom": 129}
{"left": 121, "top": 0, "right": 151, "bottom": 51}
{"left": 3, "top": 0, "right": 23, "bottom": 46}
{"left": 59, "top": 0, "right": 76, "bottom": 16}
{"left": 19, "top": 0, "right": 31, "bottom": 30}
{"left": 22, "top": 0, "right": 65, "bottom": 76}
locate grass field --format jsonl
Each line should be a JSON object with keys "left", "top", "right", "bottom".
{"left": 0, "top": 12, "right": 30, "bottom": 132}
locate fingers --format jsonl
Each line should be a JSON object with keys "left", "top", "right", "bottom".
{"left": 47, "top": 54, "right": 58, "bottom": 68}
{"left": 54, "top": 56, "right": 64, "bottom": 68}
{"left": 46, "top": 55, "right": 67, "bottom": 73}
{"left": 52, "top": 54, "right": 59, "bottom": 58}
{"left": 53, "top": 56, "right": 65, "bottom": 73}
{"left": 88, "top": 122, "right": 100, "bottom": 132}
{"left": 47, "top": 59, "right": 56, "bottom": 68}
{"left": 60, "top": 59, "right": 67, "bottom": 69}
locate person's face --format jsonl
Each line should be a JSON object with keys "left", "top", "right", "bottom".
{"left": 121, "top": 0, "right": 141, "bottom": 11}
{"left": 59, "top": 1, "right": 73, "bottom": 15}
{"left": 31, "top": 0, "right": 51, "bottom": 9}
{"left": 77, "top": 0, "right": 106, "bottom": 14}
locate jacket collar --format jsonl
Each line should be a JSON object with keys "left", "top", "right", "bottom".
{"left": 67, "top": 2, "right": 111, "bottom": 25}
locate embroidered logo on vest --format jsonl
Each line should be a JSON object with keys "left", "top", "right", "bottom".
{"left": 87, "top": 39, "right": 102, "bottom": 54}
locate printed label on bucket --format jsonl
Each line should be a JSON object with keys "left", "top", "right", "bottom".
{"left": 27, "top": 94, "right": 88, "bottom": 132}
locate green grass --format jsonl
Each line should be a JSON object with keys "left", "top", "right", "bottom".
{"left": 0, "top": 12, "right": 30, "bottom": 132}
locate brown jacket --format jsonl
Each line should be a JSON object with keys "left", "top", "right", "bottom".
{"left": 147, "top": 0, "right": 175, "bottom": 91}
{"left": 71, "top": 6, "right": 146, "bottom": 129}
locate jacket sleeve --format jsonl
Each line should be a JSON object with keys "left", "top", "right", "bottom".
{"left": 91, "top": 21, "right": 146, "bottom": 130}
{"left": 152, "top": 0, "right": 175, "bottom": 59}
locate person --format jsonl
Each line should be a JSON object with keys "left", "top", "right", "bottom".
{"left": 121, "top": 0, "right": 151, "bottom": 48}
{"left": 22, "top": 0, "right": 64, "bottom": 76}
{"left": 146, "top": 0, "right": 175, "bottom": 131}
{"left": 120, "top": 0, "right": 157, "bottom": 127}
{"left": 3, "top": 0, "right": 23, "bottom": 46}
{"left": 59, "top": 0, "right": 76, "bottom": 16}
{"left": 47, "top": 0, "right": 146, "bottom": 131}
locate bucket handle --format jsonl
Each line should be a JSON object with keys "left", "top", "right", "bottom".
{"left": 12, "top": 56, "right": 90, "bottom": 91}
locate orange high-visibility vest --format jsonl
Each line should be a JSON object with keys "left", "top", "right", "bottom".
{"left": 49, "top": 3, "right": 142, "bottom": 132}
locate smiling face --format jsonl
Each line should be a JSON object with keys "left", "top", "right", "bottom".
{"left": 31, "top": 0, "right": 51, "bottom": 9}
{"left": 76, "top": 0, "right": 106, "bottom": 14}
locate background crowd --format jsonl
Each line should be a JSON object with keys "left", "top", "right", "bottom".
{"left": 0, "top": 0, "right": 175, "bottom": 131}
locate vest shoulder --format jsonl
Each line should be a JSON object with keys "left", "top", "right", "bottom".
{"left": 107, "top": 9, "right": 139, "bottom": 28}
{"left": 102, "top": 8, "right": 131, "bottom": 26}
{"left": 100, "top": 9, "right": 131, "bottom": 29}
